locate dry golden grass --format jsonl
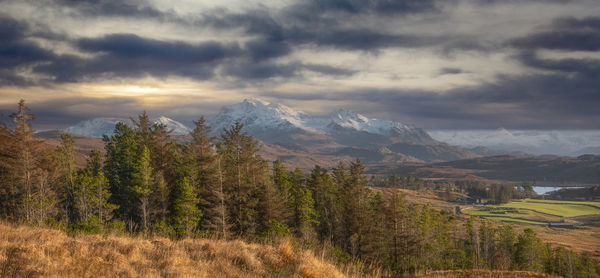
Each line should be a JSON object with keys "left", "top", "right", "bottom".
{"left": 0, "top": 223, "right": 348, "bottom": 278}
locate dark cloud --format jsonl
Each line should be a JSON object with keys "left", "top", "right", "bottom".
{"left": 287, "top": 0, "right": 440, "bottom": 17}
{"left": 200, "top": 6, "right": 448, "bottom": 54}
{"left": 0, "top": 15, "right": 57, "bottom": 85}
{"left": 34, "top": 52, "right": 220, "bottom": 83}
{"left": 45, "top": 0, "right": 168, "bottom": 19}
{"left": 223, "top": 61, "right": 356, "bottom": 80}
{"left": 77, "top": 33, "right": 238, "bottom": 63}
{"left": 244, "top": 39, "right": 291, "bottom": 61}
{"left": 288, "top": 28, "right": 443, "bottom": 51}
{"left": 262, "top": 68, "right": 600, "bottom": 129}
{"left": 302, "top": 64, "right": 357, "bottom": 76}
{"left": 474, "top": 0, "right": 569, "bottom": 5}
{"left": 517, "top": 51, "right": 600, "bottom": 78}
{"left": 438, "top": 67, "right": 465, "bottom": 75}
{"left": 26, "top": 32, "right": 353, "bottom": 83}
{"left": 510, "top": 16, "right": 600, "bottom": 51}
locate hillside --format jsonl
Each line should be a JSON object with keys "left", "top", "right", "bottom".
{"left": 394, "top": 188, "right": 600, "bottom": 259}
{"left": 369, "top": 155, "right": 600, "bottom": 185}
{"left": 0, "top": 223, "right": 347, "bottom": 278}
{"left": 0, "top": 223, "right": 566, "bottom": 278}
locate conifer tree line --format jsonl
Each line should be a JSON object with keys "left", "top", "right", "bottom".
{"left": 0, "top": 100, "right": 598, "bottom": 276}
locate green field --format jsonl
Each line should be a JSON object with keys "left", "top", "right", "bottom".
{"left": 497, "top": 199, "right": 600, "bottom": 217}
{"left": 465, "top": 199, "right": 600, "bottom": 225}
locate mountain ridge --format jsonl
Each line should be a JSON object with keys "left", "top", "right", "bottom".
{"left": 62, "top": 98, "right": 479, "bottom": 162}
{"left": 65, "top": 116, "right": 191, "bottom": 138}
{"left": 207, "top": 98, "right": 437, "bottom": 147}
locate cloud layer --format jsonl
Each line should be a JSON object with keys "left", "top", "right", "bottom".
{"left": 0, "top": 0, "right": 599, "bottom": 129}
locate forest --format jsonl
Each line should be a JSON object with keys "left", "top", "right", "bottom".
{"left": 0, "top": 100, "right": 598, "bottom": 277}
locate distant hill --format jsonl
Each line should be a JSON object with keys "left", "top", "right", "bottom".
{"left": 369, "top": 155, "right": 600, "bottom": 185}
{"left": 429, "top": 129, "right": 600, "bottom": 156}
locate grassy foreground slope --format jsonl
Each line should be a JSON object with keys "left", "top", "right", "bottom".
{"left": 0, "top": 223, "right": 345, "bottom": 278}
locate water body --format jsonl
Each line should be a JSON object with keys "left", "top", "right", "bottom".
{"left": 532, "top": 186, "right": 582, "bottom": 195}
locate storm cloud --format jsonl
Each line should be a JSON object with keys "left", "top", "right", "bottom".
{"left": 0, "top": 0, "right": 598, "bottom": 130}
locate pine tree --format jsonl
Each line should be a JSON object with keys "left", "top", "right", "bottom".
{"left": 362, "top": 192, "right": 387, "bottom": 263}
{"left": 464, "top": 217, "right": 481, "bottom": 269}
{"left": 189, "top": 117, "right": 222, "bottom": 234}
{"left": 150, "top": 170, "right": 169, "bottom": 225}
{"left": 0, "top": 123, "right": 18, "bottom": 219}
{"left": 479, "top": 220, "right": 496, "bottom": 268}
{"left": 493, "top": 225, "right": 516, "bottom": 270}
{"left": 132, "top": 145, "right": 153, "bottom": 230}
{"left": 514, "top": 228, "right": 546, "bottom": 272}
{"left": 172, "top": 177, "right": 201, "bottom": 238}
{"left": 103, "top": 122, "right": 140, "bottom": 231}
{"left": 384, "top": 193, "right": 415, "bottom": 272}
{"left": 218, "top": 122, "right": 260, "bottom": 236}
{"left": 56, "top": 133, "right": 77, "bottom": 224}
{"left": 11, "top": 99, "right": 42, "bottom": 221}
{"left": 74, "top": 156, "right": 116, "bottom": 226}
{"left": 289, "top": 168, "right": 317, "bottom": 240}
{"left": 256, "top": 160, "right": 288, "bottom": 238}
{"left": 307, "top": 165, "right": 338, "bottom": 242}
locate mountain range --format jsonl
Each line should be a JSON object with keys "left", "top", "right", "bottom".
{"left": 429, "top": 129, "right": 600, "bottom": 156}
{"left": 59, "top": 98, "right": 599, "bottom": 166}
{"left": 61, "top": 98, "right": 478, "bottom": 164}
{"left": 207, "top": 98, "right": 436, "bottom": 147}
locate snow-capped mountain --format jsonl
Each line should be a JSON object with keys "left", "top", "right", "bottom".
{"left": 153, "top": 116, "right": 192, "bottom": 136}
{"left": 428, "top": 128, "right": 600, "bottom": 156}
{"left": 208, "top": 98, "right": 432, "bottom": 146}
{"left": 65, "top": 116, "right": 191, "bottom": 138}
{"left": 208, "top": 98, "right": 321, "bottom": 134}
{"left": 65, "top": 118, "right": 133, "bottom": 138}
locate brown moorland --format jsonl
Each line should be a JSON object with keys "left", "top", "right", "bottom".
{"left": 0, "top": 223, "right": 348, "bottom": 278}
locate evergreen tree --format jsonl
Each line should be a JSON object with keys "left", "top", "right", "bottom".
{"left": 103, "top": 122, "right": 140, "bottom": 231}
{"left": 307, "top": 165, "right": 338, "bottom": 242}
{"left": 56, "top": 133, "right": 77, "bottom": 224}
{"left": 0, "top": 123, "right": 18, "bottom": 219}
{"left": 10, "top": 99, "right": 43, "bottom": 221}
{"left": 256, "top": 160, "right": 288, "bottom": 238}
{"left": 514, "top": 228, "right": 545, "bottom": 272}
{"left": 493, "top": 225, "right": 516, "bottom": 270}
{"left": 74, "top": 150, "right": 116, "bottom": 224}
{"left": 132, "top": 145, "right": 153, "bottom": 230}
{"left": 189, "top": 117, "right": 223, "bottom": 235}
{"left": 289, "top": 169, "right": 318, "bottom": 240}
{"left": 218, "top": 122, "right": 260, "bottom": 236}
{"left": 479, "top": 220, "right": 495, "bottom": 268}
{"left": 464, "top": 217, "right": 481, "bottom": 269}
{"left": 172, "top": 177, "right": 201, "bottom": 238}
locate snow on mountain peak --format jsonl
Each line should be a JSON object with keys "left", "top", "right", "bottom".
{"left": 242, "top": 97, "right": 270, "bottom": 106}
{"left": 153, "top": 116, "right": 191, "bottom": 135}
{"left": 328, "top": 108, "right": 409, "bottom": 135}
{"left": 209, "top": 99, "right": 411, "bottom": 136}
{"left": 65, "top": 116, "right": 190, "bottom": 138}
{"left": 209, "top": 98, "right": 318, "bottom": 134}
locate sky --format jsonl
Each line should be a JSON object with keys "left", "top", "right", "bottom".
{"left": 0, "top": 0, "right": 599, "bottom": 130}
